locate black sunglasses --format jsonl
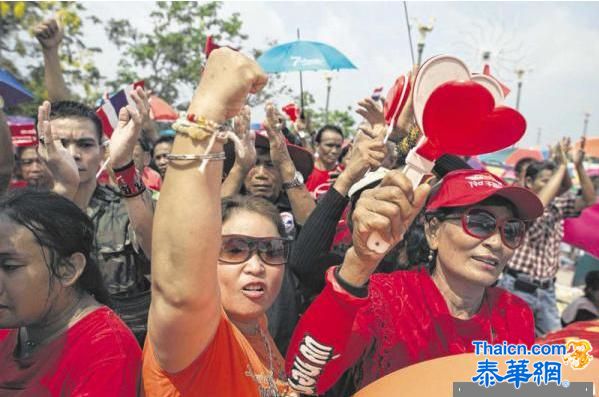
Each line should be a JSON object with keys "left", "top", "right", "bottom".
{"left": 432, "top": 208, "right": 526, "bottom": 249}
{"left": 220, "top": 235, "right": 292, "bottom": 266}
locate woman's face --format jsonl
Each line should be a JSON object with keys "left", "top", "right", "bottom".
{"left": 426, "top": 205, "right": 516, "bottom": 288}
{"left": 316, "top": 130, "right": 343, "bottom": 168}
{"left": 218, "top": 210, "right": 285, "bottom": 324}
{"left": 0, "top": 216, "right": 61, "bottom": 328}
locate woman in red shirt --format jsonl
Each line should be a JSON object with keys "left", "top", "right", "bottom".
{"left": 0, "top": 190, "right": 141, "bottom": 396}
{"left": 286, "top": 169, "right": 545, "bottom": 395}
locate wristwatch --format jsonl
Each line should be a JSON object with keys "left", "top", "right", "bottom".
{"left": 282, "top": 170, "right": 304, "bottom": 190}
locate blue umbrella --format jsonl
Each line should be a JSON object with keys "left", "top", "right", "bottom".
{"left": 0, "top": 68, "right": 33, "bottom": 107}
{"left": 257, "top": 40, "right": 357, "bottom": 73}
{"left": 257, "top": 36, "right": 357, "bottom": 113}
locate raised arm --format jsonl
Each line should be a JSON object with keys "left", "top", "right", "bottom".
{"left": 148, "top": 48, "right": 267, "bottom": 373}
{"left": 221, "top": 106, "right": 256, "bottom": 198}
{"left": 108, "top": 87, "right": 155, "bottom": 258}
{"left": 535, "top": 139, "right": 569, "bottom": 208}
{"left": 572, "top": 136, "right": 597, "bottom": 211}
{"left": 0, "top": 109, "right": 13, "bottom": 196}
{"left": 34, "top": 18, "right": 70, "bottom": 102}
{"left": 289, "top": 124, "right": 387, "bottom": 293}
{"left": 286, "top": 170, "right": 429, "bottom": 394}
{"left": 264, "top": 103, "right": 315, "bottom": 225}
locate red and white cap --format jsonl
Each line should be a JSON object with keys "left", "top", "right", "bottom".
{"left": 425, "top": 169, "right": 543, "bottom": 220}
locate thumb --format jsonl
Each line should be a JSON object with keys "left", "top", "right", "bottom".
{"left": 407, "top": 183, "right": 431, "bottom": 224}
{"left": 117, "top": 107, "right": 130, "bottom": 128}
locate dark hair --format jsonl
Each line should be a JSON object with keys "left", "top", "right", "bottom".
{"left": 584, "top": 270, "right": 599, "bottom": 299}
{"left": 221, "top": 195, "right": 286, "bottom": 237}
{"left": 137, "top": 136, "right": 153, "bottom": 153}
{"left": 315, "top": 124, "right": 344, "bottom": 143}
{"left": 525, "top": 160, "right": 556, "bottom": 181}
{"left": 432, "top": 154, "right": 472, "bottom": 178}
{"left": 48, "top": 101, "right": 104, "bottom": 143}
{"left": 151, "top": 135, "right": 174, "bottom": 157}
{"left": 515, "top": 157, "right": 535, "bottom": 175}
{"left": 0, "top": 189, "right": 111, "bottom": 305}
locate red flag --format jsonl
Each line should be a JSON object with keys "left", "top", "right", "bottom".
{"left": 282, "top": 103, "right": 300, "bottom": 122}
{"left": 204, "top": 36, "right": 241, "bottom": 58}
{"left": 483, "top": 64, "right": 511, "bottom": 98}
{"left": 204, "top": 36, "right": 220, "bottom": 58}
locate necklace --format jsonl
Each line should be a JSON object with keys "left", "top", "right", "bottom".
{"left": 256, "top": 325, "right": 274, "bottom": 374}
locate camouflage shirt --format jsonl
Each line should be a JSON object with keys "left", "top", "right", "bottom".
{"left": 87, "top": 184, "right": 153, "bottom": 296}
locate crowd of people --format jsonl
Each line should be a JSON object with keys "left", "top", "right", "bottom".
{"left": 0, "top": 16, "right": 598, "bottom": 397}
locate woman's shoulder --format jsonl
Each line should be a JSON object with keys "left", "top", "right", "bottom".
{"left": 487, "top": 285, "right": 533, "bottom": 313}
{"left": 370, "top": 267, "right": 430, "bottom": 291}
{"left": 67, "top": 306, "right": 141, "bottom": 359}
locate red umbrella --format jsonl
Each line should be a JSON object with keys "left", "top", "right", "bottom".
{"left": 576, "top": 137, "right": 599, "bottom": 159}
{"left": 505, "top": 147, "right": 543, "bottom": 167}
{"left": 148, "top": 95, "right": 178, "bottom": 122}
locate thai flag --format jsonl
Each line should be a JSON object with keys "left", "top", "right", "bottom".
{"left": 371, "top": 86, "right": 383, "bottom": 101}
{"left": 95, "top": 80, "right": 145, "bottom": 138}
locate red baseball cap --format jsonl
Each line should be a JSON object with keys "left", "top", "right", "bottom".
{"left": 425, "top": 169, "right": 543, "bottom": 220}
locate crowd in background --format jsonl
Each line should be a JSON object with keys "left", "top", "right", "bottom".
{"left": 0, "top": 16, "right": 598, "bottom": 397}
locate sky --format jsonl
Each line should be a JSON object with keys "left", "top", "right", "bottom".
{"left": 81, "top": 1, "right": 599, "bottom": 148}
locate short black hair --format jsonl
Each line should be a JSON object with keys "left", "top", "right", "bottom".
{"left": 47, "top": 101, "right": 104, "bottom": 143}
{"left": 151, "top": 135, "right": 174, "bottom": 156}
{"left": 515, "top": 157, "right": 535, "bottom": 175}
{"left": 315, "top": 124, "right": 344, "bottom": 143}
{"left": 525, "top": 160, "right": 556, "bottom": 181}
{"left": 585, "top": 270, "right": 599, "bottom": 297}
{"left": 137, "top": 136, "right": 153, "bottom": 153}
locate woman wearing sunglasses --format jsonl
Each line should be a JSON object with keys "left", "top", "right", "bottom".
{"left": 142, "top": 50, "right": 297, "bottom": 396}
{"left": 285, "top": 169, "right": 544, "bottom": 395}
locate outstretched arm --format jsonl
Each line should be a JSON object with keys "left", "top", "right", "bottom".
{"left": 34, "top": 18, "right": 70, "bottom": 102}
{"left": 148, "top": 48, "right": 268, "bottom": 373}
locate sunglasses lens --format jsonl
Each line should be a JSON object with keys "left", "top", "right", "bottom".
{"left": 220, "top": 237, "right": 251, "bottom": 264}
{"left": 502, "top": 220, "right": 526, "bottom": 248}
{"left": 466, "top": 210, "right": 497, "bottom": 238}
{"left": 258, "top": 239, "right": 288, "bottom": 265}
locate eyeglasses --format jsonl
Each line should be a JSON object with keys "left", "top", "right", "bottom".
{"left": 435, "top": 208, "right": 527, "bottom": 249}
{"left": 220, "top": 235, "right": 291, "bottom": 266}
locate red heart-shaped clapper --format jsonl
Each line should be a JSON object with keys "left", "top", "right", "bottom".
{"left": 417, "top": 80, "right": 526, "bottom": 160}
{"left": 383, "top": 75, "right": 411, "bottom": 126}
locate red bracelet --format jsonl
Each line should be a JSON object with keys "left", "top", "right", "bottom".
{"left": 113, "top": 160, "right": 146, "bottom": 198}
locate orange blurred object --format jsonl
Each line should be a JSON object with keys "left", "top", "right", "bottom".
{"left": 576, "top": 137, "right": 599, "bottom": 159}
{"left": 148, "top": 95, "right": 178, "bottom": 122}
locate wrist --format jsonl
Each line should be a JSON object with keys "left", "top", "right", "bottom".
{"left": 188, "top": 92, "right": 227, "bottom": 124}
{"left": 231, "top": 162, "right": 251, "bottom": 176}
{"left": 110, "top": 157, "right": 133, "bottom": 170}
{"left": 338, "top": 248, "right": 375, "bottom": 287}
{"left": 333, "top": 173, "right": 352, "bottom": 196}
{"left": 280, "top": 162, "right": 297, "bottom": 182}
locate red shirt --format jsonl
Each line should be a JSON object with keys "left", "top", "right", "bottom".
{"left": 285, "top": 267, "right": 534, "bottom": 395}
{"left": 305, "top": 164, "right": 344, "bottom": 199}
{"left": 0, "top": 307, "right": 141, "bottom": 397}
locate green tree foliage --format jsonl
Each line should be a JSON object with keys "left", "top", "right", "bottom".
{"left": 0, "top": 1, "right": 102, "bottom": 114}
{"left": 106, "top": 2, "right": 292, "bottom": 108}
{"left": 105, "top": 2, "right": 245, "bottom": 105}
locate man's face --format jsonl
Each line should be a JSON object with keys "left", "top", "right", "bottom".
{"left": 243, "top": 148, "right": 282, "bottom": 202}
{"left": 526, "top": 169, "right": 553, "bottom": 194}
{"left": 18, "top": 147, "right": 53, "bottom": 189}
{"left": 49, "top": 117, "right": 103, "bottom": 185}
{"left": 316, "top": 130, "right": 343, "bottom": 169}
